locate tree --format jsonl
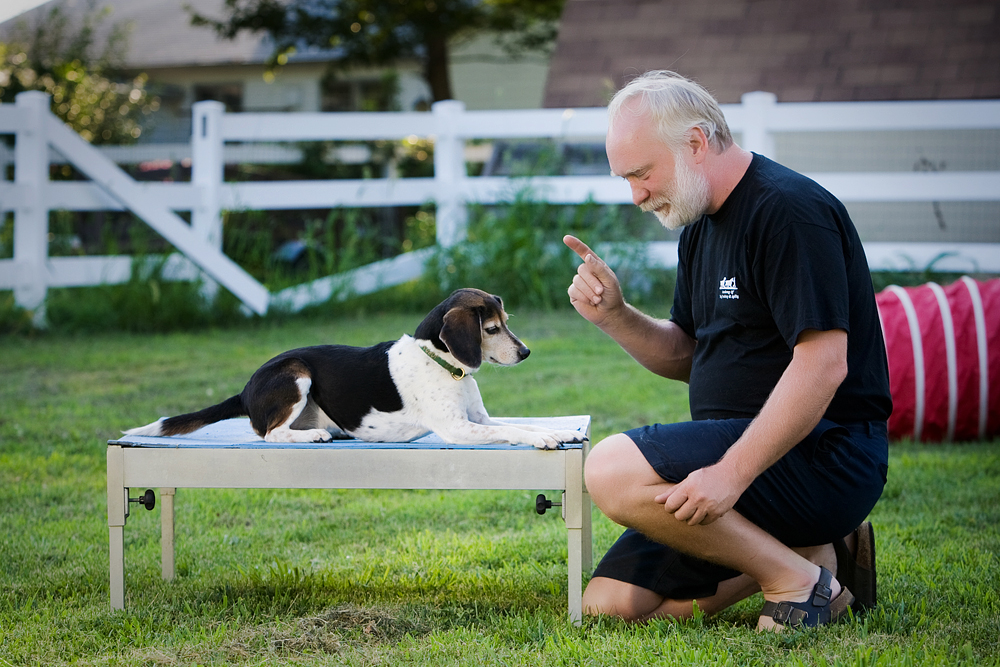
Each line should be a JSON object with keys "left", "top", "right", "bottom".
{"left": 191, "top": 0, "right": 565, "bottom": 103}
{"left": 0, "top": 1, "right": 157, "bottom": 143}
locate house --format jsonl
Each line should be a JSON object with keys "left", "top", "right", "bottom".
{"left": 543, "top": 0, "right": 1000, "bottom": 106}
{"left": 0, "top": 0, "right": 554, "bottom": 143}
{"left": 539, "top": 0, "right": 1000, "bottom": 246}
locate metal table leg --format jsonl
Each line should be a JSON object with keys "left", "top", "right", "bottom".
{"left": 160, "top": 488, "right": 176, "bottom": 581}
{"left": 106, "top": 446, "right": 126, "bottom": 610}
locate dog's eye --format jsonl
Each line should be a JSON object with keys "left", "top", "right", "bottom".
{"left": 485, "top": 326, "right": 500, "bottom": 335}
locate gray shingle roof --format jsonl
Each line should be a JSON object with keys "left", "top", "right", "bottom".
{"left": 543, "top": 0, "right": 1000, "bottom": 107}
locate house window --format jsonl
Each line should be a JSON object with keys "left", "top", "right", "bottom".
{"left": 321, "top": 76, "right": 396, "bottom": 112}
{"left": 193, "top": 83, "right": 244, "bottom": 112}
{"left": 322, "top": 81, "right": 354, "bottom": 112}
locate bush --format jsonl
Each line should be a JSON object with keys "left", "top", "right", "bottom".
{"left": 43, "top": 257, "right": 244, "bottom": 334}
{"left": 0, "top": 292, "right": 34, "bottom": 335}
{"left": 426, "top": 188, "right": 674, "bottom": 309}
{"left": 869, "top": 252, "right": 974, "bottom": 293}
{"left": 0, "top": 2, "right": 157, "bottom": 143}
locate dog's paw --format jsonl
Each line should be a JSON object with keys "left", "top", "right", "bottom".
{"left": 551, "top": 429, "right": 586, "bottom": 443}
{"left": 528, "top": 433, "right": 562, "bottom": 450}
{"left": 265, "top": 427, "right": 333, "bottom": 443}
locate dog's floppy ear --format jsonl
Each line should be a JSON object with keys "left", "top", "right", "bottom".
{"left": 439, "top": 307, "right": 482, "bottom": 368}
{"left": 413, "top": 299, "right": 450, "bottom": 345}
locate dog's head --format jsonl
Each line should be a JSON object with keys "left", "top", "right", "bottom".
{"left": 414, "top": 288, "right": 530, "bottom": 370}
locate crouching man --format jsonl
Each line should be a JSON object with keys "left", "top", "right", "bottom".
{"left": 565, "top": 70, "right": 890, "bottom": 631}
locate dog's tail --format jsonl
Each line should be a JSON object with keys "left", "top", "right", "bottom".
{"left": 124, "top": 395, "right": 246, "bottom": 437}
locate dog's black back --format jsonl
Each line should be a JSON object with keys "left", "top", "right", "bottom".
{"left": 243, "top": 342, "right": 402, "bottom": 434}
{"left": 130, "top": 288, "right": 509, "bottom": 440}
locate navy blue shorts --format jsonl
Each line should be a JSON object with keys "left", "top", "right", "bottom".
{"left": 591, "top": 418, "right": 889, "bottom": 600}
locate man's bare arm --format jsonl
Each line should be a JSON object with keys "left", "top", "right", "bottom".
{"left": 564, "top": 235, "right": 695, "bottom": 381}
{"left": 658, "top": 328, "right": 849, "bottom": 525}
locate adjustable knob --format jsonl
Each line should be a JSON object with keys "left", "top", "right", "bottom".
{"left": 535, "top": 493, "right": 562, "bottom": 515}
{"left": 129, "top": 489, "right": 156, "bottom": 511}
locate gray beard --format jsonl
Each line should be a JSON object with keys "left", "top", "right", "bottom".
{"left": 641, "top": 157, "right": 712, "bottom": 231}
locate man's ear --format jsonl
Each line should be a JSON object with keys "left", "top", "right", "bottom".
{"left": 688, "top": 126, "right": 710, "bottom": 163}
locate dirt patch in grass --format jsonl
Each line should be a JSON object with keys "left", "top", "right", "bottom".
{"left": 127, "top": 605, "right": 430, "bottom": 665}
{"left": 275, "top": 604, "right": 426, "bottom": 653}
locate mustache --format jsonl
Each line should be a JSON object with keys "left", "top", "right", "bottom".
{"left": 639, "top": 195, "right": 670, "bottom": 213}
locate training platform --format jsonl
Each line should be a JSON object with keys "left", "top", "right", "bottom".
{"left": 107, "top": 416, "right": 592, "bottom": 622}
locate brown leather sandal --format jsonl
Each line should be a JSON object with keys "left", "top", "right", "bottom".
{"left": 835, "top": 521, "right": 876, "bottom": 613}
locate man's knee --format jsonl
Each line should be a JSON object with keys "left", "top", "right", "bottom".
{"left": 584, "top": 433, "right": 657, "bottom": 522}
{"left": 583, "top": 576, "right": 665, "bottom": 622}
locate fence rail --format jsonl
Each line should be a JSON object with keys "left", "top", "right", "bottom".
{"left": 2, "top": 92, "right": 999, "bottom": 322}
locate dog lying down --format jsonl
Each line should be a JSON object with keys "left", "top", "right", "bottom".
{"left": 125, "top": 288, "right": 586, "bottom": 450}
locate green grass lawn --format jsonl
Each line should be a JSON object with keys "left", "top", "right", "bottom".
{"left": 1, "top": 309, "right": 998, "bottom": 666}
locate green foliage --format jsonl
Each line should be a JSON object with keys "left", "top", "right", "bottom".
{"left": 395, "top": 135, "right": 436, "bottom": 178}
{"left": 427, "top": 188, "right": 674, "bottom": 309}
{"left": 0, "top": 312, "right": 998, "bottom": 665}
{"left": 0, "top": 291, "right": 34, "bottom": 335}
{"left": 0, "top": 1, "right": 157, "bottom": 143}
{"left": 21, "top": 221, "right": 241, "bottom": 333}
{"left": 44, "top": 256, "right": 244, "bottom": 333}
{"left": 192, "top": 0, "right": 565, "bottom": 102}
{"left": 870, "top": 252, "right": 978, "bottom": 293}
{"left": 0, "top": 212, "right": 11, "bottom": 258}
{"left": 222, "top": 205, "right": 430, "bottom": 291}
{"left": 3, "top": 203, "right": 442, "bottom": 333}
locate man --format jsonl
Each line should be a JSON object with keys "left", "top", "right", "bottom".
{"left": 564, "top": 71, "right": 891, "bottom": 631}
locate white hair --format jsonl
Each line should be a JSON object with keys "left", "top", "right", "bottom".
{"left": 608, "top": 71, "right": 733, "bottom": 153}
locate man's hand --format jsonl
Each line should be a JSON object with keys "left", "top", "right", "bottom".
{"left": 652, "top": 329, "right": 849, "bottom": 526}
{"left": 564, "top": 234, "right": 695, "bottom": 381}
{"left": 564, "top": 235, "right": 625, "bottom": 327}
{"left": 654, "top": 462, "right": 750, "bottom": 526}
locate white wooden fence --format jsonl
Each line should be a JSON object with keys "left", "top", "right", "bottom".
{"left": 1, "top": 90, "right": 999, "bottom": 321}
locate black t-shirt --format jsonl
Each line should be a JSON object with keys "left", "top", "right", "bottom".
{"left": 670, "top": 153, "right": 892, "bottom": 423}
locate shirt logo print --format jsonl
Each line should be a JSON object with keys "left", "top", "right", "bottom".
{"left": 719, "top": 276, "right": 739, "bottom": 300}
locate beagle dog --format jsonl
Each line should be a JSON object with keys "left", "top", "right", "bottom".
{"left": 125, "top": 288, "right": 585, "bottom": 449}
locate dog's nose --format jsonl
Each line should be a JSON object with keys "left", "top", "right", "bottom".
{"left": 518, "top": 346, "right": 530, "bottom": 360}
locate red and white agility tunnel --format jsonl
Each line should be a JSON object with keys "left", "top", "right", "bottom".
{"left": 876, "top": 277, "right": 1000, "bottom": 442}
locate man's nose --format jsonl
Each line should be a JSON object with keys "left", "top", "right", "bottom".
{"left": 630, "top": 181, "right": 649, "bottom": 207}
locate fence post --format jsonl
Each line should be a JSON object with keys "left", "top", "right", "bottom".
{"left": 191, "top": 100, "right": 225, "bottom": 300}
{"left": 740, "top": 91, "right": 777, "bottom": 159}
{"left": 192, "top": 100, "right": 225, "bottom": 249}
{"left": 13, "top": 92, "right": 50, "bottom": 326}
{"left": 432, "top": 100, "right": 468, "bottom": 247}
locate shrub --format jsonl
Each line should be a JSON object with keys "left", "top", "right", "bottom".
{"left": 870, "top": 252, "right": 973, "bottom": 293}
{"left": 43, "top": 256, "right": 244, "bottom": 334}
{"left": 0, "top": 2, "right": 157, "bottom": 144}
{"left": 426, "top": 187, "right": 674, "bottom": 309}
{"left": 0, "top": 292, "right": 34, "bottom": 335}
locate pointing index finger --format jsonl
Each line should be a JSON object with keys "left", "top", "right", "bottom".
{"left": 563, "top": 234, "right": 594, "bottom": 259}
{"left": 563, "top": 234, "right": 597, "bottom": 262}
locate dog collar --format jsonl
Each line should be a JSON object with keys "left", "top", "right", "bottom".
{"left": 419, "top": 345, "right": 467, "bottom": 380}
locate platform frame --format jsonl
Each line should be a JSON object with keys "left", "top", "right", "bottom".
{"left": 107, "top": 416, "right": 592, "bottom": 622}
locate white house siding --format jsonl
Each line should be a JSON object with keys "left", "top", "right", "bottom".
{"left": 771, "top": 130, "right": 1000, "bottom": 245}
{"left": 449, "top": 35, "right": 552, "bottom": 111}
